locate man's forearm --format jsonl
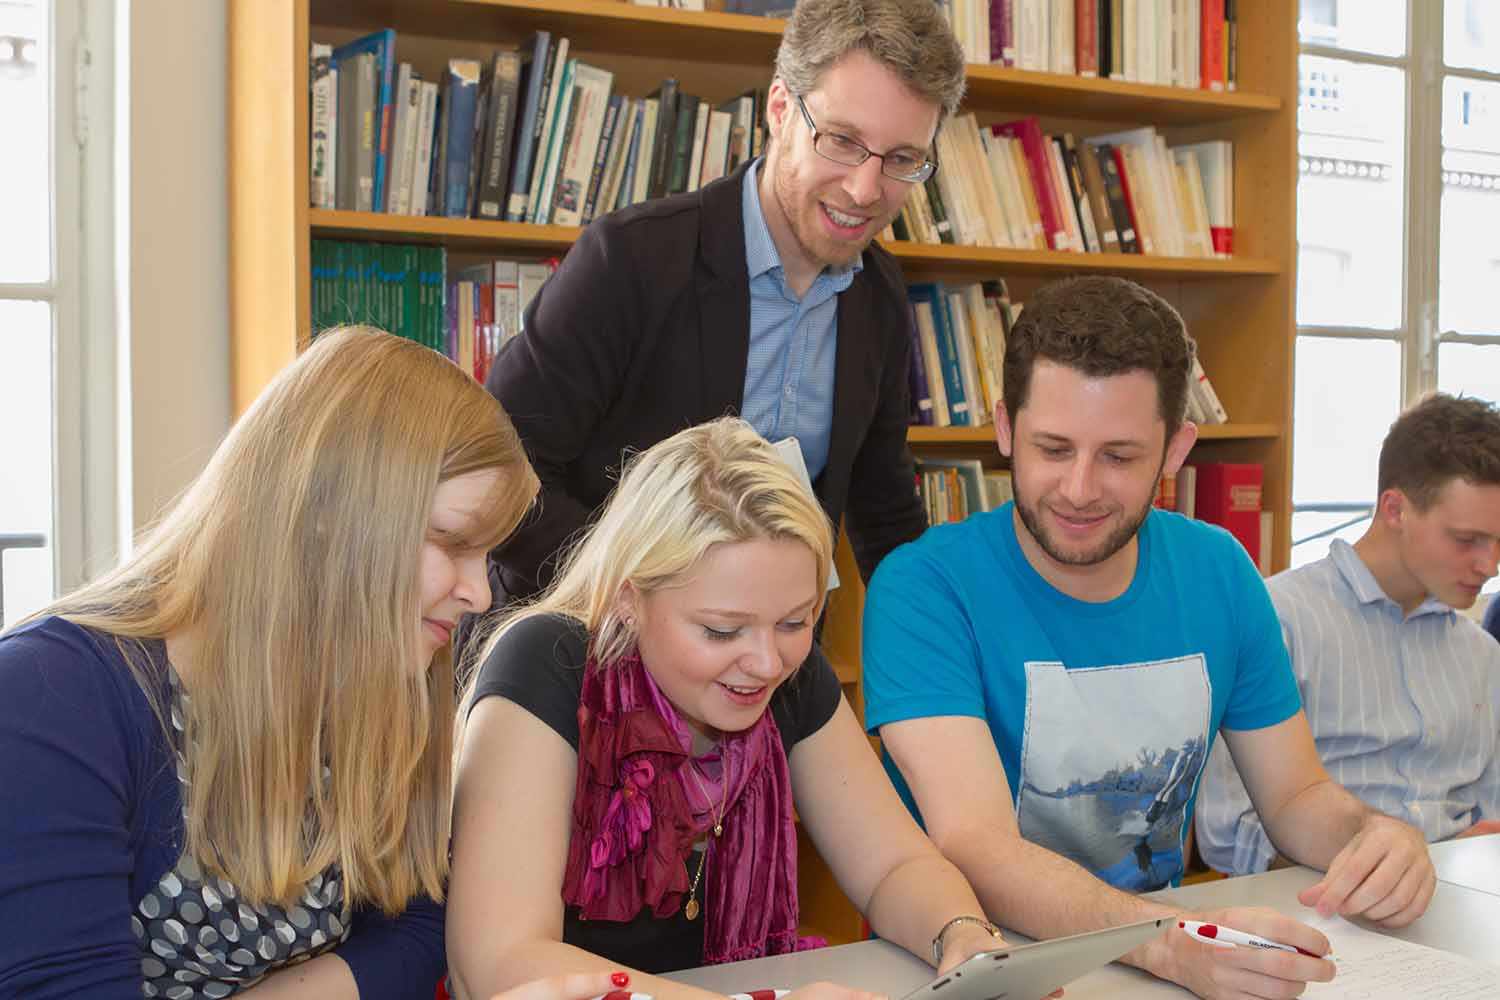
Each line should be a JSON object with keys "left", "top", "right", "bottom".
{"left": 1260, "top": 777, "right": 1371, "bottom": 870}
{"left": 944, "top": 829, "right": 1176, "bottom": 943}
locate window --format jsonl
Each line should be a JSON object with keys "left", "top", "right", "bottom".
{"left": 0, "top": 0, "right": 56, "bottom": 626}
{"left": 0, "top": 0, "right": 110, "bottom": 626}
{"left": 1292, "top": 1, "right": 1500, "bottom": 578}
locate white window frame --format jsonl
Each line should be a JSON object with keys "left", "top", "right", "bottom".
{"left": 1, "top": 0, "right": 120, "bottom": 606}
{"left": 1292, "top": 2, "right": 1500, "bottom": 556}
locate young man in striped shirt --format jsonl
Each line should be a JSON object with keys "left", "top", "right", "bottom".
{"left": 1197, "top": 392, "right": 1500, "bottom": 874}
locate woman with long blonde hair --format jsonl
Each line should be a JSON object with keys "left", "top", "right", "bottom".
{"left": 0, "top": 328, "right": 622, "bottom": 999}
{"left": 446, "top": 417, "right": 1004, "bottom": 1000}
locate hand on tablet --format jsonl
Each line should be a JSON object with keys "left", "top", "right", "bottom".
{"left": 934, "top": 923, "right": 1007, "bottom": 976}
{"left": 1298, "top": 812, "right": 1435, "bottom": 927}
{"left": 1163, "top": 906, "right": 1334, "bottom": 1000}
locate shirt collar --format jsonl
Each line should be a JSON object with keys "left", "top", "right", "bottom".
{"left": 741, "top": 157, "right": 862, "bottom": 287}
{"left": 1328, "top": 537, "right": 1455, "bottom": 619}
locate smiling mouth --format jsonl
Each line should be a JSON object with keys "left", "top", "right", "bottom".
{"left": 423, "top": 619, "right": 454, "bottom": 644}
{"left": 822, "top": 203, "right": 870, "bottom": 229}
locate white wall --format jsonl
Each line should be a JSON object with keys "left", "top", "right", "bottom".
{"left": 123, "top": 0, "right": 231, "bottom": 530}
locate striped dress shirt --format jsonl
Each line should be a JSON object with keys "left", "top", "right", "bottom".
{"left": 1195, "top": 539, "right": 1500, "bottom": 875}
{"left": 738, "top": 158, "right": 857, "bottom": 482}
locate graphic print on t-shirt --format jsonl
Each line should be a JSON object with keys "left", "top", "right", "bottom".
{"left": 1016, "top": 656, "right": 1211, "bottom": 891}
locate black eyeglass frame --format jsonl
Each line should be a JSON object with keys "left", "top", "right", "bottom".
{"left": 793, "top": 95, "right": 938, "bottom": 184}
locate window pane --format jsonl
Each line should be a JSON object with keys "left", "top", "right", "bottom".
{"left": 1293, "top": 336, "right": 1400, "bottom": 505}
{"left": 1438, "top": 342, "right": 1500, "bottom": 403}
{"left": 1297, "top": 57, "right": 1406, "bottom": 329}
{"left": 1445, "top": 0, "right": 1500, "bottom": 72}
{"left": 1300, "top": 0, "right": 1407, "bottom": 57}
{"left": 1439, "top": 77, "right": 1500, "bottom": 336}
{"left": 1290, "top": 336, "right": 1399, "bottom": 568}
{"left": 0, "top": 0, "right": 51, "bottom": 284}
{"left": 0, "top": 301, "right": 56, "bottom": 627}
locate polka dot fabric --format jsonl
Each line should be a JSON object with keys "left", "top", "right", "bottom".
{"left": 133, "top": 671, "right": 350, "bottom": 998}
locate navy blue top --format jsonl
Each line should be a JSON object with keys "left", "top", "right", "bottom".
{"left": 0, "top": 616, "right": 445, "bottom": 998}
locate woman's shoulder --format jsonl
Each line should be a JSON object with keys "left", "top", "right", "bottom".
{"left": 479, "top": 612, "right": 590, "bottom": 678}
{"left": 0, "top": 616, "right": 162, "bottom": 721}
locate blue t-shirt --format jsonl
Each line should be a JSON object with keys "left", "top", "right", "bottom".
{"left": 863, "top": 505, "right": 1301, "bottom": 892}
{"left": 0, "top": 616, "right": 445, "bottom": 998}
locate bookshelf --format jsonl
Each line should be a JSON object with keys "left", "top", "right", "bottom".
{"left": 229, "top": 0, "right": 1298, "bottom": 945}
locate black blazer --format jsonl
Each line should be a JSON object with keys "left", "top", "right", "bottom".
{"left": 486, "top": 160, "right": 926, "bottom": 601}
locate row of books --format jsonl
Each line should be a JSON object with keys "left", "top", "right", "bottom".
{"left": 447, "top": 257, "right": 560, "bottom": 384}
{"left": 880, "top": 118, "right": 1233, "bottom": 259}
{"left": 947, "top": 0, "right": 1239, "bottom": 91}
{"left": 906, "top": 278, "right": 1230, "bottom": 430}
{"left": 918, "top": 462, "right": 1014, "bottom": 525}
{"left": 308, "top": 29, "right": 765, "bottom": 224}
{"left": 920, "top": 462, "right": 1268, "bottom": 575}
{"left": 310, "top": 240, "right": 448, "bottom": 356}
{"left": 1158, "top": 462, "right": 1269, "bottom": 572}
{"left": 310, "top": 240, "right": 563, "bottom": 384}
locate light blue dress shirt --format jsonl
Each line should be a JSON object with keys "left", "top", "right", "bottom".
{"left": 1195, "top": 539, "right": 1500, "bottom": 875}
{"left": 738, "top": 158, "right": 857, "bottom": 481}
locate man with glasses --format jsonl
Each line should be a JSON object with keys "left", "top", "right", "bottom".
{"left": 475, "top": 0, "right": 965, "bottom": 608}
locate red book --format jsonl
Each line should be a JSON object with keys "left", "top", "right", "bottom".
{"left": 1200, "top": 0, "right": 1226, "bottom": 91}
{"left": 1194, "top": 462, "right": 1262, "bottom": 560}
{"left": 1076, "top": 0, "right": 1099, "bottom": 77}
{"left": 991, "top": 117, "right": 1070, "bottom": 252}
{"left": 990, "top": 0, "right": 1017, "bottom": 68}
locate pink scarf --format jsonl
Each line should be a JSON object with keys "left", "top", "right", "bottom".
{"left": 561, "top": 650, "right": 819, "bottom": 964}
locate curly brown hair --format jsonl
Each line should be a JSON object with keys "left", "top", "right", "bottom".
{"left": 1378, "top": 393, "right": 1500, "bottom": 509}
{"left": 1002, "top": 275, "right": 1196, "bottom": 441}
{"left": 774, "top": 0, "right": 967, "bottom": 120}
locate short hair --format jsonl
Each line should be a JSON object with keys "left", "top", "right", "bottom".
{"left": 774, "top": 0, "right": 968, "bottom": 120}
{"left": 1378, "top": 392, "right": 1500, "bottom": 509}
{"left": 1002, "top": 275, "right": 1197, "bottom": 439}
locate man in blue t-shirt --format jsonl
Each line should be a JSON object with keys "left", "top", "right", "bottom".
{"left": 863, "top": 275, "right": 1434, "bottom": 1000}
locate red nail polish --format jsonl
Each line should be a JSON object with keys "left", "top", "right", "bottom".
{"left": 611, "top": 972, "right": 630, "bottom": 988}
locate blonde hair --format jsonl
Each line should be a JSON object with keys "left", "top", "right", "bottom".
{"left": 471, "top": 417, "right": 833, "bottom": 682}
{"left": 36, "top": 327, "right": 538, "bottom": 913}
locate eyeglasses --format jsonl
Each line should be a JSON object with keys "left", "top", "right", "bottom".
{"left": 794, "top": 95, "right": 938, "bottom": 184}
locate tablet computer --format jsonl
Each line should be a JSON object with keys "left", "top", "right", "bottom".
{"left": 900, "top": 917, "right": 1170, "bottom": 1000}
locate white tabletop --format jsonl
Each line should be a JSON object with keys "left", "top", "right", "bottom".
{"left": 1431, "top": 831, "right": 1500, "bottom": 897}
{"left": 666, "top": 838, "right": 1500, "bottom": 997}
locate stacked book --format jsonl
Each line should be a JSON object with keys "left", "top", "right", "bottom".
{"left": 907, "top": 280, "right": 1018, "bottom": 429}
{"left": 945, "top": 0, "right": 1239, "bottom": 91}
{"left": 309, "top": 30, "right": 765, "bottom": 224}
{"left": 880, "top": 116, "right": 1233, "bottom": 259}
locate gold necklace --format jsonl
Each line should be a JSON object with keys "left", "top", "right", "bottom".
{"left": 682, "top": 758, "right": 728, "bottom": 921}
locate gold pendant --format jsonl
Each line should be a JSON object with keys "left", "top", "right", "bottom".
{"left": 713, "top": 822, "right": 723, "bottom": 837}
{"left": 684, "top": 897, "right": 700, "bottom": 920}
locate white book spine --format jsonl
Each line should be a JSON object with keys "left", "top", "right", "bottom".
{"left": 549, "top": 63, "right": 614, "bottom": 227}
{"left": 310, "top": 44, "right": 337, "bottom": 210}
{"left": 1052, "top": 0, "right": 1075, "bottom": 75}
{"left": 410, "top": 82, "right": 439, "bottom": 216}
{"left": 699, "top": 109, "right": 733, "bottom": 187}
{"left": 527, "top": 38, "right": 571, "bottom": 223}
{"left": 387, "top": 64, "right": 417, "bottom": 215}
{"left": 685, "top": 101, "right": 710, "bottom": 193}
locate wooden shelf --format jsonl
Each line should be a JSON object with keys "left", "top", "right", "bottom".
{"left": 907, "top": 423, "right": 1282, "bottom": 446}
{"left": 311, "top": 209, "right": 1280, "bottom": 277}
{"left": 963, "top": 63, "right": 1281, "bottom": 124}
{"left": 886, "top": 242, "right": 1281, "bottom": 279}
